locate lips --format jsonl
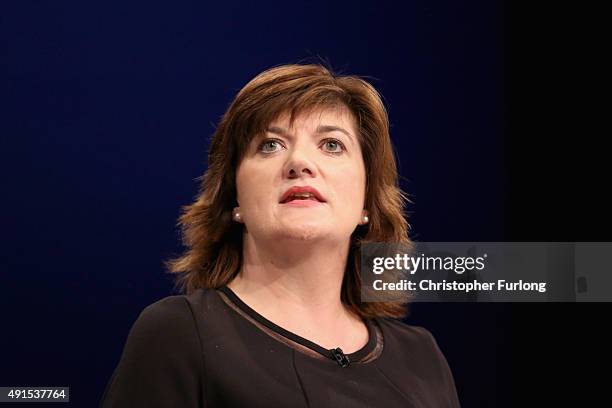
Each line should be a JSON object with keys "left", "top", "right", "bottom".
{"left": 280, "top": 186, "right": 326, "bottom": 204}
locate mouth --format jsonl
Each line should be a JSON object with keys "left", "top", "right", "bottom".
{"left": 280, "top": 192, "right": 323, "bottom": 204}
{"left": 279, "top": 186, "right": 326, "bottom": 204}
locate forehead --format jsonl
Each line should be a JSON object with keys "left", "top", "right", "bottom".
{"left": 269, "top": 105, "right": 357, "bottom": 133}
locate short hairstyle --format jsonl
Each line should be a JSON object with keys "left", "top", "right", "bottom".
{"left": 166, "top": 63, "right": 412, "bottom": 319}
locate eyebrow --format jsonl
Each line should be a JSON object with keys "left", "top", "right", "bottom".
{"left": 266, "top": 125, "right": 355, "bottom": 144}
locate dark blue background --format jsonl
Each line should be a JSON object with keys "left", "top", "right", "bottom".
{"left": 2, "top": 1, "right": 507, "bottom": 406}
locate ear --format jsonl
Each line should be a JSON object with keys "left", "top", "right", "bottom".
{"left": 232, "top": 207, "right": 243, "bottom": 223}
{"left": 360, "top": 209, "right": 370, "bottom": 225}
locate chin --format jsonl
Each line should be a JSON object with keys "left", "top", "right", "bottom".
{"left": 278, "top": 223, "right": 330, "bottom": 241}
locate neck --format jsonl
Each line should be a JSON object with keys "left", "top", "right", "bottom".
{"left": 227, "top": 232, "right": 363, "bottom": 347}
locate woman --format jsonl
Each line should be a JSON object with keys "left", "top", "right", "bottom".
{"left": 100, "top": 64, "right": 461, "bottom": 407}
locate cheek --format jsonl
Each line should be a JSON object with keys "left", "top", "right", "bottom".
{"left": 235, "top": 164, "right": 255, "bottom": 206}
{"left": 332, "top": 163, "right": 366, "bottom": 208}
{"left": 236, "top": 161, "right": 274, "bottom": 210}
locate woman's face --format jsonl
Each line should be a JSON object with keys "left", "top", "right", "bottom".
{"left": 235, "top": 105, "right": 367, "bottom": 244}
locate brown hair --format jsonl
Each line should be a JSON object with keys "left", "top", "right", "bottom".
{"left": 165, "top": 63, "right": 412, "bottom": 319}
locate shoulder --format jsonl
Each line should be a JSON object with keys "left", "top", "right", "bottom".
{"left": 376, "top": 318, "right": 461, "bottom": 406}
{"left": 131, "top": 288, "right": 216, "bottom": 341}
{"left": 376, "top": 318, "right": 449, "bottom": 366}
{"left": 134, "top": 295, "right": 192, "bottom": 334}
{"left": 377, "top": 317, "right": 439, "bottom": 347}
{"left": 100, "top": 291, "right": 214, "bottom": 406}
{"left": 118, "top": 295, "right": 201, "bottom": 364}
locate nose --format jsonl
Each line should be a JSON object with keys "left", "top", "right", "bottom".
{"left": 284, "top": 148, "right": 316, "bottom": 179}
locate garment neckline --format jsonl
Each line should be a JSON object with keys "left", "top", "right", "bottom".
{"left": 216, "top": 285, "right": 381, "bottom": 364}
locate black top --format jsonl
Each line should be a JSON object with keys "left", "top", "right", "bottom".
{"left": 100, "top": 286, "right": 461, "bottom": 407}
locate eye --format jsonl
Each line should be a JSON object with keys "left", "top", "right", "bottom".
{"left": 257, "top": 138, "right": 284, "bottom": 154}
{"left": 321, "top": 138, "right": 346, "bottom": 155}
